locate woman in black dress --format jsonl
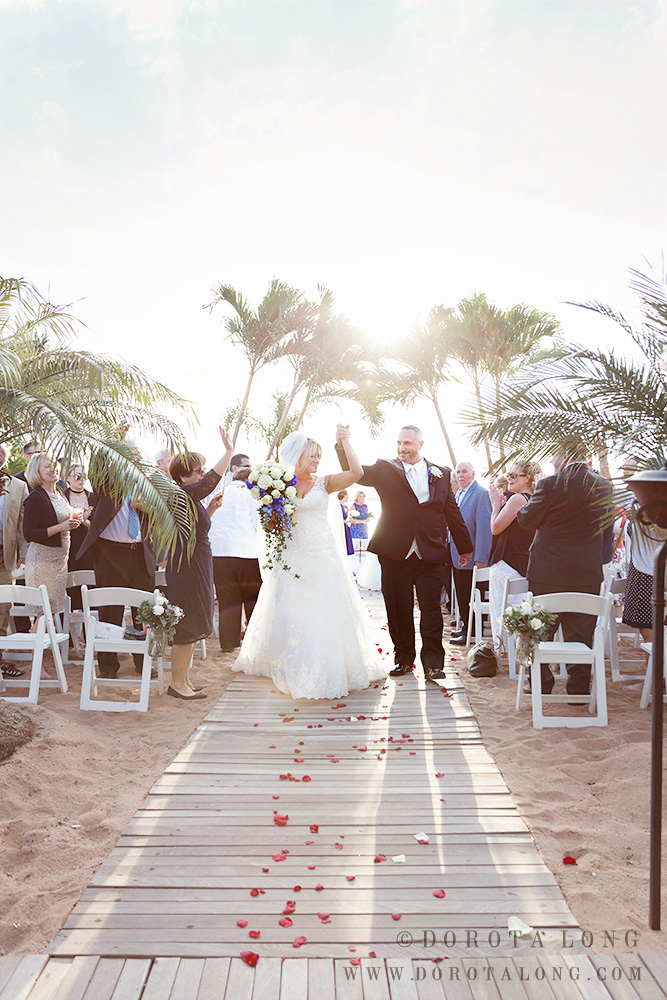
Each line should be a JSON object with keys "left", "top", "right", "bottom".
{"left": 166, "top": 427, "right": 232, "bottom": 699}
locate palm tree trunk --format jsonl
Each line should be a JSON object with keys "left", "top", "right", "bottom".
{"left": 431, "top": 393, "right": 457, "bottom": 467}
{"left": 294, "top": 385, "right": 312, "bottom": 429}
{"left": 265, "top": 379, "right": 300, "bottom": 461}
{"left": 494, "top": 375, "right": 506, "bottom": 468}
{"left": 473, "top": 374, "right": 493, "bottom": 473}
{"left": 597, "top": 444, "right": 612, "bottom": 480}
{"left": 232, "top": 367, "right": 255, "bottom": 449}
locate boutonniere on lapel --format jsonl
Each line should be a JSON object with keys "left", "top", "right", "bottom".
{"left": 428, "top": 466, "right": 443, "bottom": 485}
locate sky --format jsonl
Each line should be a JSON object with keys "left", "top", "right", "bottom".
{"left": 1, "top": 0, "right": 665, "bottom": 476}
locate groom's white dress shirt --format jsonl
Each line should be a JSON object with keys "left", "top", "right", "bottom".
{"left": 402, "top": 458, "right": 429, "bottom": 558}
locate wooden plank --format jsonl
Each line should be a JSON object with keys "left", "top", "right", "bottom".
{"left": 110, "top": 959, "right": 151, "bottom": 1000}
{"left": 0, "top": 956, "right": 49, "bottom": 1000}
{"left": 21, "top": 959, "right": 72, "bottom": 1000}
{"left": 222, "top": 958, "right": 254, "bottom": 1000}
{"left": 245, "top": 957, "right": 278, "bottom": 1000}
{"left": 278, "top": 958, "right": 307, "bottom": 1000}
{"left": 615, "top": 954, "right": 664, "bottom": 999}
{"left": 588, "top": 955, "right": 644, "bottom": 1000}
{"left": 51, "top": 956, "right": 100, "bottom": 1000}
{"left": 195, "top": 958, "right": 231, "bottom": 1000}
{"left": 506, "top": 957, "right": 558, "bottom": 1000}
{"left": 359, "top": 959, "right": 392, "bottom": 1000}
{"left": 140, "top": 958, "right": 181, "bottom": 1000}
{"left": 169, "top": 958, "right": 205, "bottom": 1000}
{"left": 306, "top": 960, "right": 336, "bottom": 999}
{"left": 0, "top": 958, "right": 22, "bottom": 995}
{"left": 80, "top": 959, "right": 124, "bottom": 1000}
{"left": 383, "top": 959, "right": 419, "bottom": 1000}
{"left": 480, "top": 957, "right": 530, "bottom": 999}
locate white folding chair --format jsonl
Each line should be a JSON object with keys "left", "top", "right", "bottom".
{"left": 639, "top": 638, "right": 667, "bottom": 709}
{"left": 466, "top": 566, "right": 491, "bottom": 646}
{"left": 80, "top": 586, "right": 165, "bottom": 712}
{"left": 500, "top": 577, "right": 567, "bottom": 681}
{"left": 602, "top": 576, "right": 645, "bottom": 682}
{"left": 63, "top": 570, "right": 97, "bottom": 655}
{"left": 515, "top": 592, "right": 613, "bottom": 729}
{"left": 0, "top": 584, "right": 69, "bottom": 704}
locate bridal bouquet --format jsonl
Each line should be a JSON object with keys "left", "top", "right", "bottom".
{"left": 502, "top": 597, "right": 558, "bottom": 669}
{"left": 136, "top": 590, "right": 184, "bottom": 658}
{"left": 247, "top": 461, "right": 298, "bottom": 574}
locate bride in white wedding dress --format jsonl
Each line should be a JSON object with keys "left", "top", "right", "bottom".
{"left": 232, "top": 427, "right": 388, "bottom": 699}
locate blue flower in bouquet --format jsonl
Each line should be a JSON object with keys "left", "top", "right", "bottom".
{"left": 247, "top": 462, "right": 298, "bottom": 575}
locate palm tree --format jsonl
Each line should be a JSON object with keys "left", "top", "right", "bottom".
{"left": 462, "top": 266, "right": 667, "bottom": 472}
{"left": 203, "top": 279, "right": 307, "bottom": 447}
{"left": 265, "top": 287, "right": 383, "bottom": 458}
{"left": 0, "top": 276, "right": 196, "bottom": 557}
{"left": 447, "top": 293, "right": 562, "bottom": 469}
{"left": 374, "top": 306, "right": 458, "bottom": 466}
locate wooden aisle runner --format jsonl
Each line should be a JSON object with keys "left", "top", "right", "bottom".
{"left": 49, "top": 593, "right": 586, "bottom": 966}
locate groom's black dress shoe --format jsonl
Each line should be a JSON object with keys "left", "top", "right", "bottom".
{"left": 425, "top": 668, "right": 447, "bottom": 681}
{"left": 450, "top": 636, "right": 468, "bottom": 646}
{"left": 390, "top": 664, "right": 413, "bottom": 677}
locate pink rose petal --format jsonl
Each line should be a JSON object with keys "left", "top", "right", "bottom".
{"left": 248, "top": 930, "right": 260, "bottom": 939}
{"left": 241, "top": 951, "right": 259, "bottom": 966}
{"left": 433, "top": 889, "right": 446, "bottom": 898}
{"left": 279, "top": 916, "right": 293, "bottom": 927}
{"left": 237, "top": 919, "right": 248, "bottom": 927}
{"left": 392, "top": 912, "right": 402, "bottom": 921}
{"left": 293, "top": 936, "right": 307, "bottom": 948}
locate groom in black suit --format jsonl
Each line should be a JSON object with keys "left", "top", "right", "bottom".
{"left": 336, "top": 424, "right": 473, "bottom": 681}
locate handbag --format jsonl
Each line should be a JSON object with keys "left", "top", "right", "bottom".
{"left": 467, "top": 641, "right": 498, "bottom": 678}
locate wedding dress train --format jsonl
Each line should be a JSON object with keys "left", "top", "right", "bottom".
{"left": 232, "top": 477, "right": 387, "bottom": 699}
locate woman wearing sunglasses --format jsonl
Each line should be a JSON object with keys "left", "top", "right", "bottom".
{"left": 487, "top": 462, "right": 541, "bottom": 651}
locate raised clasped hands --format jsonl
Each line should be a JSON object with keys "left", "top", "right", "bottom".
{"left": 336, "top": 423, "right": 351, "bottom": 445}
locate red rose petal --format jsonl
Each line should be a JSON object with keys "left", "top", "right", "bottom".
{"left": 335, "top": 843, "right": 343, "bottom": 850}
{"left": 272, "top": 794, "right": 279, "bottom": 799}
{"left": 305, "top": 840, "right": 314, "bottom": 845}
{"left": 279, "top": 916, "right": 293, "bottom": 927}
{"left": 369, "top": 951, "right": 377, "bottom": 958}
{"left": 315, "top": 883, "right": 324, "bottom": 891}
{"left": 293, "top": 885, "right": 302, "bottom": 891}
{"left": 345, "top": 875, "right": 355, "bottom": 881}
{"left": 302, "top": 776, "right": 311, "bottom": 782}
{"left": 249, "top": 930, "right": 260, "bottom": 939}
{"left": 433, "top": 889, "right": 446, "bottom": 898}
{"left": 317, "top": 912, "right": 330, "bottom": 920}
{"left": 307, "top": 865, "right": 316, "bottom": 870}
{"left": 293, "top": 936, "right": 307, "bottom": 948}
{"left": 262, "top": 867, "right": 269, "bottom": 872}
{"left": 348, "top": 946, "right": 357, "bottom": 952}
{"left": 310, "top": 824, "right": 319, "bottom": 833}
{"left": 250, "top": 888, "right": 259, "bottom": 896}
{"left": 350, "top": 958, "right": 361, "bottom": 966}
{"left": 237, "top": 919, "right": 248, "bottom": 927}
{"left": 563, "top": 855, "right": 578, "bottom": 865}
{"left": 273, "top": 814, "right": 289, "bottom": 826}
{"left": 435, "top": 772, "right": 444, "bottom": 778}
{"left": 373, "top": 854, "right": 387, "bottom": 863}
{"left": 241, "top": 951, "right": 259, "bottom": 966}
{"left": 272, "top": 854, "right": 286, "bottom": 862}
{"left": 392, "top": 913, "right": 402, "bottom": 921}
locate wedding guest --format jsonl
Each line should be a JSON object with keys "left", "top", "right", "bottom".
{"left": 155, "top": 449, "right": 173, "bottom": 476}
{"left": 14, "top": 441, "right": 40, "bottom": 490}
{"left": 622, "top": 521, "right": 666, "bottom": 644}
{"left": 487, "top": 461, "right": 541, "bottom": 649}
{"left": 0, "top": 444, "right": 29, "bottom": 676}
{"left": 516, "top": 438, "right": 613, "bottom": 695}
{"left": 22, "top": 453, "right": 83, "bottom": 615}
{"left": 209, "top": 465, "right": 263, "bottom": 653}
{"left": 77, "top": 442, "right": 155, "bottom": 678}
{"left": 338, "top": 489, "right": 355, "bottom": 556}
{"left": 166, "top": 427, "right": 233, "bottom": 699}
{"left": 449, "top": 461, "right": 493, "bottom": 645}
{"left": 64, "top": 464, "right": 96, "bottom": 610}
{"left": 350, "top": 490, "right": 370, "bottom": 572}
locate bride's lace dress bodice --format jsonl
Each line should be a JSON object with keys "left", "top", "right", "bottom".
{"left": 233, "top": 477, "right": 387, "bottom": 699}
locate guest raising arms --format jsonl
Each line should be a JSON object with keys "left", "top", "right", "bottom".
{"left": 166, "top": 427, "right": 233, "bottom": 700}
{"left": 487, "top": 461, "right": 541, "bottom": 649}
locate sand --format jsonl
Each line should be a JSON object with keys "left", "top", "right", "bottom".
{"left": 1, "top": 635, "right": 666, "bottom": 958}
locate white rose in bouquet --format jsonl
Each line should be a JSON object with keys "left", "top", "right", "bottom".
{"left": 153, "top": 605, "right": 164, "bottom": 616}
{"left": 269, "top": 466, "right": 282, "bottom": 479}
{"left": 272, "top": 489, "right": 281, "bottom": 498}
{"left": 250, "top": 486, "right": 260, "bottom": 499}
{"left": 282, "top": 469, "right": 294, "bottom": 482}
{"left": 284, "top": 503, "right": 295, "bottom": 514}
{"left": 262, "top": 495, "right": 273, "bottom": 506}
{"left": 285, "top": 486, "right": 297, "bottom": 498}
{"left": 247, "top": 470, "right": 258, "bottom": 484}
{"left": 272, "top": 479, "right": 285, "bottom": 491}
{"left": 257, "top": 474, "right": 273, "bottom": 490}
{"left": 520, "top": 600, "right": 533, "bottom": 614}
{"left": 530, "top": 617, "right": 543, "bottom": 630}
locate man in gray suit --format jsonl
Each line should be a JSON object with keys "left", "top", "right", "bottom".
{"left": 449, "top": 461, "right": 493, "bottom": 645}
{"left": 0, "top": 443, "right": 29, "bottom": 675}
